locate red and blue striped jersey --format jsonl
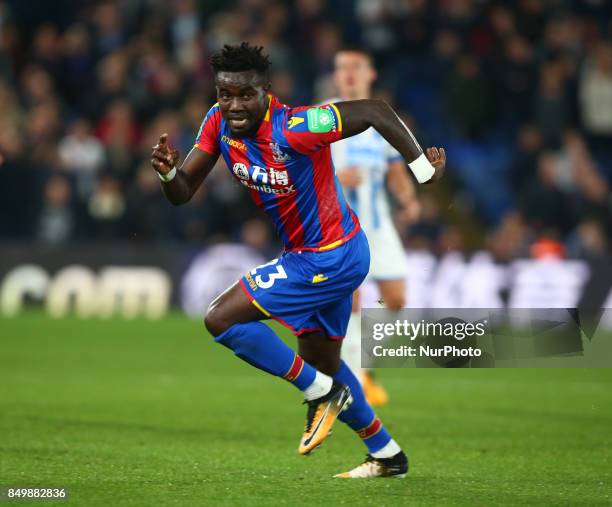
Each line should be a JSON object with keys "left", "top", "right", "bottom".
{"left": 194, "top": 95, "right": 360, "bottom": 251}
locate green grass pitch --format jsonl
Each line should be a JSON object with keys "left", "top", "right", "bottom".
{"left": 1, "top": 314, "right": 611, "bottom": 506}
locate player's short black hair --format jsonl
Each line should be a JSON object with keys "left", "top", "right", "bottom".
{"left": 210, "top": 42, "right": 271, "bottom": 80}
{"left": 336, "top": 46, "right": 375, "bottom": 66}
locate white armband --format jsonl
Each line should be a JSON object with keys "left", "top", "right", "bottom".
{"left": 408, "top": 153, "right": 435, "bottom": 183}
{"left": 157, "top": 166, "right": 177, "bottom": 183}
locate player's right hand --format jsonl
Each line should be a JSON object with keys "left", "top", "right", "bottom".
{"left": 151, "top": 133, "right": 180, "bottom": 175}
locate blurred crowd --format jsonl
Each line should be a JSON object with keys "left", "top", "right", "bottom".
{"left": 0, "top": 0, "right": 610, "bottom": 261}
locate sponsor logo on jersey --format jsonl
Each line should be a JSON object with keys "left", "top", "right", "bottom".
{"left": 287, "top": 116, "right": 305, "bottom": 129}
{"left": 312, "top": 273, "right": 329, "bottom": 284}
{"left": 232, "top": 163, "right": 295, "bottom": 194}
{"left": 232, "top": 163, "right": 250, "bottom": 180}
{"left": 251, "top": 165, "right": 268, "bottom": 184}
{"left": 307, "top": 108, "right": 335, "bottom": 133}
{"left": 270, "top": 168, "right": 289, "bottom": 186}
{"left": 270, "top": 142, "right": 291, "bottom": 162}
{"left": 240, "top": 180, "right": 296, "bottom": 194}
{"left": 222, "top": 135, "right": 247, "bottom": 151}
{"left": 245, "top": 272, "right": 258, "bottom": 291}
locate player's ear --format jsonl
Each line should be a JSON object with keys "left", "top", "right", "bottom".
{"left": 263, "top": 81, "right": 272, "bottom": 92}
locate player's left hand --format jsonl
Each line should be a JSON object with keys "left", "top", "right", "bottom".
{"left": 425, "top": 147, "right": 446, "bottom": 181}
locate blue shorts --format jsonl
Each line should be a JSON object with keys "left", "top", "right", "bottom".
{"left": 239, "top": 229, "right": 370, "bottom": 340}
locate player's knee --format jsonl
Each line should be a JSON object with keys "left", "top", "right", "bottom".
{"left": 204, "top": 303, "right": 231, "bottom": 337}
{"left": 203, "top": 312, "right": 219, "bottom": 337}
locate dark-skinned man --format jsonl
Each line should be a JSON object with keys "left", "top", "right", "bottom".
{"left": 151, "top": 42, "right": 445, "bottom": 478}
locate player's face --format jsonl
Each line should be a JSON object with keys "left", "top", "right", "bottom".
{"left": 215, "top": 70, "right": 271, "bottom": 137}
{"left": 333, "top": 52, "right": 376, "bottom": 99}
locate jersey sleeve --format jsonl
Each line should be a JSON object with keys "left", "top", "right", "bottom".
{"left": 194, "top": 103, "right": 221, "bottom": 156}
{"left": 282, "top": 103, "right": 343, "bottom": 154}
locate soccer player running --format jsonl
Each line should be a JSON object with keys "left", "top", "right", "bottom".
{"left": 329, "top": 48, "right": 421, "bottom": 406}
{"left": 151, "top": 43, "right": 445, "bottom": 478}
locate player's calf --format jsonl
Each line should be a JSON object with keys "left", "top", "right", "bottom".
{"left": 212, "top": 321, "right": 347, "bottom": 454}
{"left": 297, "top": 329, "right": 344, "bottom": 376}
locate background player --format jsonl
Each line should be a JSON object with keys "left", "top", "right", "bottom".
{"left": 151, "top": 43, "right": 445, "bottom": 478}
{"left": 330, "top": 48, "right": 420, "bottom": 405}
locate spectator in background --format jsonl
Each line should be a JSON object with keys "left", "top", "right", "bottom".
{"left": 86, "top": 50, "right": 129, "bottom": 120}
{"left": 311, "top": 22, "right": 343, "bottom": 99}
{"left": 580, "top": 41, "right": 612, "bottom": 152}
{"left": 488, "top": 4, "right": 516, "bottom": 47}
{"left": 431, "top": 29, "right": 462, "bottom": 80}
{"left": 355, "top": 0, "right": 400, "bottom": 55}
{"left": 36, "top": 174, "right": 75, "bottom": 244}
{"left": 170, "top": 0, "right": 200, "bottom": 56}
{"left": 403, "top": 194, "right": 443, "bottom": 251}
{"left": 61, "top": 23, "right": 94, "bottom": 106}
{"left": 29, "top": 23, "right": 63, "bottom": 83}
{"left": 96, "top": 99, "right": 140, "bottom": 180}
{"left": 496, "top": 34, "right": 536, "bottom": 124}
{"left": 566, "top": 218, "right": 608, "bottom": 260}
{"left": 172, "top": 182, "right": 234, "bottom": 243}
{"left": 437, "top": 225, "right": 465, "bottom": 254}
{"left": 0, "top": 78, "right": 24, "bottom": 161}
{"left": 58, "top": 118, "right": 105, "bottom": 199}
{"left": 533, "top": 60, "right": 571, "bottom": 149}
{"left": 271, "top": 70, "right": 297, "bottom": 105}
{"left": 25, "top": 102, "right": 61, "bottom": 170}
{"left": 514, "top": 0, "right": 546, "bottom": 43}
{"left": 542, "top": 14, "right": 582, "bottom": 58}
{"left": 509, "top": 124, "right": 543, "bottom": 194}
{"left": 562, "top": 131, "right": 610, "bottom": 208}
{"left": 0, "top": 116, "right": 23, "bottom": 162}
{"left": 0, "top": 1, "right": 17, "bottom": 81}
{"left": 519, "top": 151, "right": 573, "bottom": 236}
{"left": 445, "top": 54, "right": 493, "bottom": 138}
{"left": 486, "top": 211, "right": 530, "bottom": 262}
{"left": 150, "top": 61, "right": 185, "bottom": 112}
{"left": 180, "top": 92, "right": 210, "bottom": 146}
{"left": 520, "top": 130, "right": 609, "bottom": 235}
{"left": 0, "top": 0, "right": 609, "bottom": 260}
{"left": 86, "top": 175, "right": 125, "bottom": 239}
{"left": 124, "top": 162, "right": 172, "bottom": 242}
{"left": 20, "top": 65, "right": 56, "bottom": 109}
{"left": 92, "top": 1, "right": 124, "bottom": 57}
